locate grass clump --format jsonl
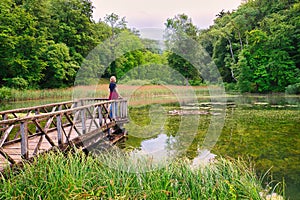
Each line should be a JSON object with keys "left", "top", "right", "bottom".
{"left": 0, "top": 149, "right": 283, "bottom": 200}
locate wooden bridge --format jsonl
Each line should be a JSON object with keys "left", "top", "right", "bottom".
{"left": 0, "top": 98, "right": 128, "bottom": 172}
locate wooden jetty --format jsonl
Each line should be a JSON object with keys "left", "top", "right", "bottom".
{"left": 0, "top": 98, "right": 128, "bottom": 172}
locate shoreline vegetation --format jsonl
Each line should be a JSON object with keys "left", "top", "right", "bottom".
{"left": 0, "top": 84, "right": 211, "bottom": 102}
{"left": 1, "top": 84, "right": 298, "bottom": 103}
{"left": 1, "top": 1, "right": 299, "bottom": 94}
{"left": 0, "top": 149, "right": 284, "bottom": 200}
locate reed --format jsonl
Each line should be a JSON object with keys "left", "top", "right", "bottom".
{"left": 5, "top": 84, "right": 212, "bottom": 102}
{"left": 9, "top": 88, "right": 74, "bottom": 101}
{"left": 0, "top": 149, "right": 283, "bottom": 200}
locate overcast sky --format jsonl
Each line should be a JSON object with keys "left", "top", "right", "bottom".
{"left": 91, "top": 0, "right": 242, "bottom": 30}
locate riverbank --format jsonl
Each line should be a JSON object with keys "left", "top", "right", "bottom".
{"left": 0, "top": 149, "right": 283, "bottom": 199}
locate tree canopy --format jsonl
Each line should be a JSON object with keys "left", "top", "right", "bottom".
{"left": 0, "top": 0, "right": 299, "bottom": 93}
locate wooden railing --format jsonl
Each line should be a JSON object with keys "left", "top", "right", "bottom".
{"left": 0, "top": 98, "right": 128, "bottom": 166}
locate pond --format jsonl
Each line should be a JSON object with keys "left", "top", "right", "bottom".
{"left": 1, "top": 94, "right": 299, "bottom": 199}
{"left": 123, "top": 95, "right": 300, "bottom": 200}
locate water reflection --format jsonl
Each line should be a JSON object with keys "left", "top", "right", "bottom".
{"left": 128, "top": 133, "right": 217, "bottom": 171}
{"left": 129, "top": 133, "right": 177, "bottom": 164}
{"left": 190, "top": 149, "right": 216, "bottom": 169}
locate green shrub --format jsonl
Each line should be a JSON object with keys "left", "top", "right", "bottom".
{"left": 4, "top": 77, "right": 28, "bottom": 90}
{"left": 150, "top": 78, "right": 167, "bottom": 85}
{"left": 224, "top": 82, "right": 239, "bottom": 92}
{"left": 285, "top": 83, "right": 300, "bottom": 94}
{"left": 188, "top": 79, "right": 202, "bottom": 86}
{"left": 0, "top": 87, "right": 12, "bottom": 101}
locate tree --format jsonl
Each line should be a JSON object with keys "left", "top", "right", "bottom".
{"left": 0, "top": 0, "right": 48, "bottom": 88}
{"left": 164, "top": 14, "right": 202, "bottom": 85}
{"left": 41, "top": 43, "right": 79, "bottom": 88}
{"left": 198, "top": 0, "right": 300, "bottom": 92}
{"left": 102, "top": 13, "right": 128, "bottom": 77}
{"left": 49, "top": 0, "right": 96, "bottom": 62}
{"left": 237, "top": 30, "right": 299, "bottom": 92}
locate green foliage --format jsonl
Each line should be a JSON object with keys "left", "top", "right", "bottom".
{"left": 224, "top": 82, "right": 238, "bottom": 92}
{"left": 236, "top": 29, "right": 299, "bottom": 93}
{"left": 120, "top": 79, "right": 152, "bottom": 86}
{"left": 0, "top": 0, "right": 299, "bottom": 93}
{"left": 0, "top": 150, "right": 282, "bottom": 199}
{"left": 164, "top": 14, "right": 203, "bottom": 84}
{"left": 285, "top": 83, "right": 300, "bottom": 94}
{"left": 41, "top": 43, "right": 79, "bottom": 88}
{"left": 0, "top": 0, "right": 107, "bottom": 89}
{"left": 198, "top": 0, "right": 300, "bottom": 93}
{"left": 3, "top": 77, "right": 28, "bottom": 89}
{"left": 0, "top": 87, "right": 12, "bottom": 101}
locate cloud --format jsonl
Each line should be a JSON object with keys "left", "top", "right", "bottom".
{"left": 91, "top": 0, "right": 242, "bottom": 29}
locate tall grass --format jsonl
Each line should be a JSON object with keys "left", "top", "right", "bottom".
{"left": 8, "top": 88, "right": 74, "bottom": 101}
{"left": 3, "top": 84, "right": 212, "bottom": 104}
{"left": 0, "top": 149, "right": 283, "bottom": 200}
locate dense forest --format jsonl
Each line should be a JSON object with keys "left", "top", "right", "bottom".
{"left": 0, "top": 0, "right": 299, "bottom": 93}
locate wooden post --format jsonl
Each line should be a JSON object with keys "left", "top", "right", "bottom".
{"left": 57, "top": 114, "right": 62, "bottom": 145}
{"left": 20, "top": 121, "right": 28, "bottom": 159}
{"left": 120, "top": 101, "right": 123, "bottom": 118}
{"left": 98, "top": 106, "right": 103, "bottom": 126}
{"left": 122, "top": 100, "right": 126, "bottom": 118}
{"left": 125, "top": 101, "right": 128, "bottom": 118}
{"left": 73, "top": 101, "right": 78, "bottom": 109}
{"left": 35, "top": 108, "right": 40, "bottom": 133}
{"left": 0, "top": 125, "right": 14, "bottom": 147}
{"left": 117, "top": 101, "right": 120, "bottom": 118}
{"left": 81, "top": 108, "right": 86, "bottom": 134}
{"left": 2, "top": 114, "right": 7, "bottom": 130}
{"left": 112, "top": 102, "right": 116, "bottom": 119}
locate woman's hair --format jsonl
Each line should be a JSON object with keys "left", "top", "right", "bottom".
{"left": 110, "top": 76, "right": 116, "bottom": 83}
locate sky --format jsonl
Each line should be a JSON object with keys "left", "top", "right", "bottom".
{"left": 91, "top": 0, "right": 243, "bottom": 30}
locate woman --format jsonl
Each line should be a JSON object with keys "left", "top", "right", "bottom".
{"left": 108, "top": 76, "right": 121, "bottom": 118}
{"left": 108, "top": 76, "right": 120, "bottom": 100}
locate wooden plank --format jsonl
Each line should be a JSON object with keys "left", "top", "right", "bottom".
{"left": 33, "top": 120, "right": 56, "bottom": 147}
{"left": 0, "top": 100, "right": 126, "bottom": 125}
{"left": 44, "top": 116, "right": 54, "bottom": 132}
{"left": 0, "top": 147, "right": 16, "bottom": 164}
{"left": 0, "top": 100, "right": 74, "bottom": 115}
{"left": 0, "top": 125, "right": 14, "bottom": 147}
{"left": 12, "top": 113, "right": 18, "bottom": 118}
{"left": 86, "top": 107, "right": 100, "bottom": 132}
{"left": 0, "top": 98, "right": 110, "bottom": 117}
{"left": 64, "top": 112, "right": 81, "bottom": 136}
{"left": 61, "top": 125, "right": 70, "bottom": 144}
{"left": 33, "top": 135, "right": 44, "bottom": 155}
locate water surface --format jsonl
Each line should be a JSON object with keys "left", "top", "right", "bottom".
{"left": 1, "top": 95, "right": 299, "bottom": 199}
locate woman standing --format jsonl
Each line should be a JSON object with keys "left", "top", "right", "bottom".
{"left": 108, "top": 76, "right": 119, "bottom": 100}
{"left": 108, "top": 76, "right": 121, "bottom": 118}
